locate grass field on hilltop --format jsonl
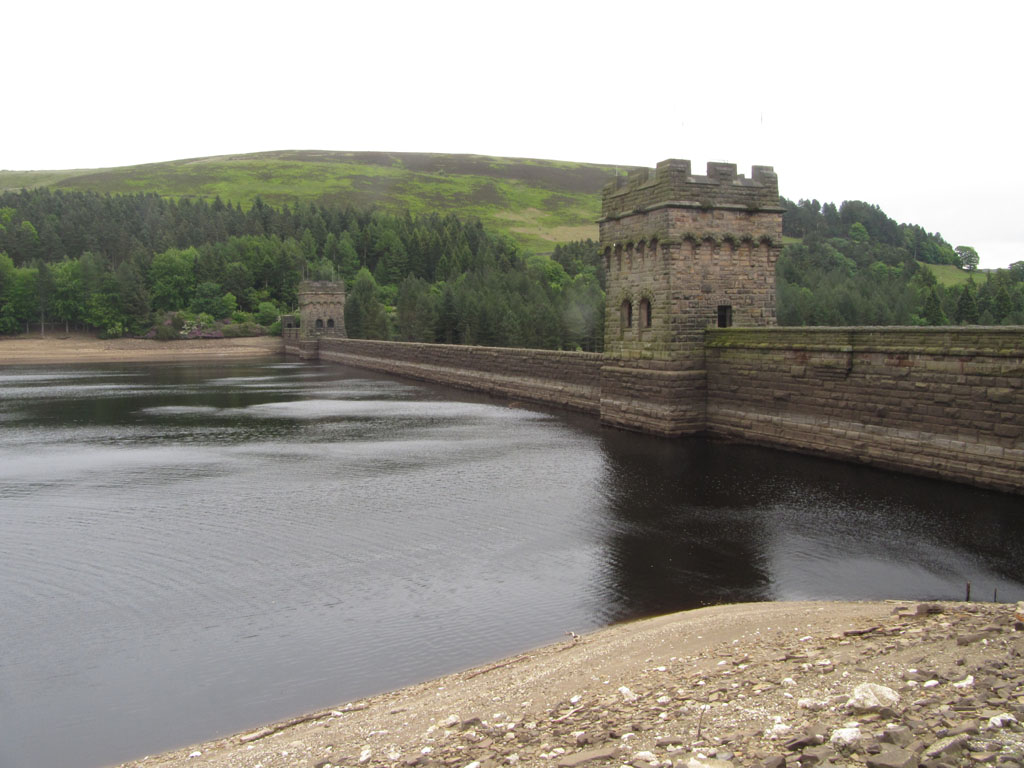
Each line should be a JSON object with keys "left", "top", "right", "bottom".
{"left": 0, "top": 150, "right": 630, "bottom": 253}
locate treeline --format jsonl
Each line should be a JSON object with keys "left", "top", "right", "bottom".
{"left": 782, "top": 198, "right": 960, "bottom": 266}
{"left": 778, "top": 198, "right": 1024, "bottom": 326}
{"left": 0, "top": 189, "right": 604, "bottom": 349}
{"left": 2, "top": 186, "right": 1020, "bottom": 343}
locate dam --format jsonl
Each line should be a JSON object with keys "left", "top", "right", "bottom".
{"left": 285, "top": 159, "right": 1024, "bottom": 495}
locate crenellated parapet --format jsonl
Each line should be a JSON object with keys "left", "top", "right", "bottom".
{"left": 601, "top": 160, "right": 782, "bottom": 222}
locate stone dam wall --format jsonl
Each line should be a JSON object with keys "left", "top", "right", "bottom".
{"left": 314, "top": 337, "right": 603, "bottom": 415}
{"left": 285, "top": 329, "right": 1024, "bottom": 495}
{"left": 705, "top": 327, "right": 1024, "bottom": 494}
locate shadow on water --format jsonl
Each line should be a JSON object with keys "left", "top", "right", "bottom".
{"left": 591, "top": 429, "right": 1024, "bottom": 623}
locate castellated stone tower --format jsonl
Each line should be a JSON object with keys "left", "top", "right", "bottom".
{"left": 298, "top": 280, "right": 347, "bottom": 338}
{"left": 598, "top": 159, "right": 783, "bottom": 436}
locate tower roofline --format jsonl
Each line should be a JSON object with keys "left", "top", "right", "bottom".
{"left": 602, "top": 160, "right": 781, "bottom": 221}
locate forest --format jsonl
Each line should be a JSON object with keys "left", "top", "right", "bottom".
{"left": 0, "top": 188, "right": 1022, "bottom": 348}
{"left": 0, "top": 189, "right": 605, "bottom": 349}
{"left": 779, "top": 198, "right": 1024, "bottom": 326}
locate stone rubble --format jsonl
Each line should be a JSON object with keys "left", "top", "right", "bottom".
{"left": 117, "top": 601, "right": 1024, "bottom": 768}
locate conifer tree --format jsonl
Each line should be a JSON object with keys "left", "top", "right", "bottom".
{"left": 923, "top": 287, "right": 946, "bottom": 325}
{"left": 954, "top": 282, "right": 979, "bottom": 325}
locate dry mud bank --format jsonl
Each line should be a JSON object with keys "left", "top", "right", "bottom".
{"left": 0, "top": 334, "right": 283, "bottom": 365}
{"left": 115, "top": 600, "right": 1024, "bottom": 768}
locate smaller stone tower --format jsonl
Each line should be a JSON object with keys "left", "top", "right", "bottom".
{"left": 598, "top": 159, "right": 783, "bottom": 436}
{"left": 298, "top": 280, "right": 347, "bottom": 338}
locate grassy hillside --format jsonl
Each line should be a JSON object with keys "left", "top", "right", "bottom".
{"left": 922, "top": 262, "right": 988, "bottom": 287}
{"left": 0, "top": 150, "right": 632, "bottom": 253}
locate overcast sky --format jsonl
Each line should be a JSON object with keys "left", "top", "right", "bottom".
{"left": 5, "top": 1, "right": 1021, "bottom": 267}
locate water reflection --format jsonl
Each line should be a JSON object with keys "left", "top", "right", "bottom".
{"left": 0, "top": 360, "right": 1021, "bottom": 768}
{"left": 592, "top": 432, "right": 1024, "bottom": 616}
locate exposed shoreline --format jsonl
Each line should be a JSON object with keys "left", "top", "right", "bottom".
{"left": 0, "top": 334, "right": 285, "bottom": 365}
{"left": 112, "top": 599, "right": 1024, "bottom": 768}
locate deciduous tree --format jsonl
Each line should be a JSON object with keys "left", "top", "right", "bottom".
{"left": 955, "top": 245, "right": 980, "bottom": 272}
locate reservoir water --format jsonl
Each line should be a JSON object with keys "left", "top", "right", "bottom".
{"left": 1, "top": 358, "right": 1022, "bottom": 767}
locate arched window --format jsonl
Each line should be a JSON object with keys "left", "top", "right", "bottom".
{"left": 315, "top": 318, "right": 324, "bottom": 329}
{"left": 639, "top": 298, "right": 652, "bottom": 329}
{"left": 326, "top": 318, "right": 335, "bottom": 329}
{"left": 620, "top": 299, "right": 632, "bottom": 329}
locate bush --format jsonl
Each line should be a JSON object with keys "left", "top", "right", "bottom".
{"left": 232, "top": 310, "right": 254, "bottom": 324}
{"left": 268, "top": 319, "right": 282, "bottom": 336}
{"left": 256, "top": 301, "right": 279, "bottom": 326}
{"left": 190, "top": 282, "right": 237, "bottom": 319}
{"left": 98, "top": 321, "right": 126, "bottom": 339}
{"left": 154, "top": 324, "right": 180, "bottom": 341}
{"left": 185, "top": 327, "right": 224, "bottom": 339}
{"left": 222, "top": 322, "right": 265, "bottom": 338}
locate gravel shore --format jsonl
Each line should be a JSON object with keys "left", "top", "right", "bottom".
{"left": 0, "top": 334, "right": 283, "bottom": 365}
{"left": 113, "top": 600, "right": 1024, "bottom": 768}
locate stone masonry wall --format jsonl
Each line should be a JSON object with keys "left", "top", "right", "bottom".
{"left": 282, "top": 329, "right": 318, "bottom": 360}
{"left": 705, "top": 327, "right": 1024, "bottom": 494}
{"left": 316, "top": 338, "right": 603, "bottom": 414}
{"left": 288, "top": 329, "right": 1024, "bottom": 494}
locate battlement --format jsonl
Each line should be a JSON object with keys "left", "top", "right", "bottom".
{"left": 601, "top": 159, "right": 781, "bottom": 220}
{"left": 298, "top": 280, "right": 346, "bottom": 296}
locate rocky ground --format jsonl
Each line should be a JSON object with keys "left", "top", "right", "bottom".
{"left": 0, "top": 334, "right": 283, "bottom": 364}
{"left": 114, "top": 600, "right": 1024, "bottom": 768}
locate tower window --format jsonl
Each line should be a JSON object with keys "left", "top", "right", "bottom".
{"left": 620, "top": 299, "right": 633, "bottom": 329}
{"left": 717, "top": 305, "right": 733, "bottom": 328}
{"left": 327, "top": 318, "right": 335, "bottom": 329}
{"left": 315, "top": 318, "right": 324, "bottom": 329}
{"left": 639, "top": 298, "right": 652, "bottom": 329}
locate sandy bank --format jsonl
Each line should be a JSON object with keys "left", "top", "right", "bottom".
{"left": 113, "top": 600, "right": 1024, "bottom": 768}
{"left": 0, "top": 334, "right": 284, "bottom": 365}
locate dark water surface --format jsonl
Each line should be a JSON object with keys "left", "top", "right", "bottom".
{"left": 1, "top": 359, "right": 1022, "bottom": 767}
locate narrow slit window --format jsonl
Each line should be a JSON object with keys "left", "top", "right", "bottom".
{"left": 717, "top": 305, "right": 733, "bottom": 328}
{"left": 327, "top": 318, "right": 335, "bottom": 329}
{"left": 621, "top": 300, "right": 633, "bottom": 329}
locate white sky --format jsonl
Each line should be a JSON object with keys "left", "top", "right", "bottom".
{"left": 5, "top": 0, "right": 1022, "bottom": 268}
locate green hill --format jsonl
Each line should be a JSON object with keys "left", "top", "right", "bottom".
{"left": 0, "top": 150, "right": 631, "bottom": 253}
